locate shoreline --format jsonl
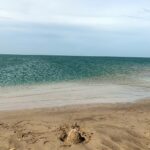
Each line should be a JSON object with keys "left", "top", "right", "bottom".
{"left": 0, "top": 97, "right": 149, "bottom": 114}
{"left": 1, "top": 81, "right": 150, "bottom": 111}
{"left": 0, "top": 98, "right": 143, "bottom": 113}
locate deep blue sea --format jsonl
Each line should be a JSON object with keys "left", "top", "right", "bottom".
{"left": 0, "top": 55, "right": 150, "bottom": 86}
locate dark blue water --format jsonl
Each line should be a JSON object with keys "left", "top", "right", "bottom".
{"left": 0, "top": 55, "right": 150, "bottom": 86}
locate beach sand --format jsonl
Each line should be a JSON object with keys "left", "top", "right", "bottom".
{"left": 0, "top": 100, "right": 150, "bottom": 150}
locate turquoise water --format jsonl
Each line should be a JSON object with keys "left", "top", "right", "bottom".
{"left": 0, "top": 55, "right": 150, "bottom": 86}
{"left": 0, "top": 55, "right": 150, "bottom": 110}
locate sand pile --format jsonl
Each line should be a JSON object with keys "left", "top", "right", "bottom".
{"left": 58, "top": 123, "right": 92, "bottom": 146}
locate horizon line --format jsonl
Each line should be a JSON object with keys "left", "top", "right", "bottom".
{"left": 0, "top": 53, "right": 150, "bottom": 59}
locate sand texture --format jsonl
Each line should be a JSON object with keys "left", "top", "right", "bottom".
{"left": 0, "top": 100, "right": 150, "bottom": 150}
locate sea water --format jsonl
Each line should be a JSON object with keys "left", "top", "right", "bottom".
{"left": 0, "top": 55, "right": 150, "bottom": 110}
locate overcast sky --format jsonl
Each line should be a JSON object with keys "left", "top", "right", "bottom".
{"left": 0, "top": 0, "right": 150, "bottom": 57}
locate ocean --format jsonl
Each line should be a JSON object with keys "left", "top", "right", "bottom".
{"left": 0, "top": 55, "right": 150, "bottom": 86}
{"left": 0, "top": 55, "right": 150, "bottom": 110}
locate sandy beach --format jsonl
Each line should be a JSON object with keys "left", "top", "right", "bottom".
{"left": 0, "top": 99, "right": 150, "bottom": 150}
{"left": 0, "top": 81, "right": 150, "bottom": 150}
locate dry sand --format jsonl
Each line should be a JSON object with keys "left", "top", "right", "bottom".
{"left": 0, "top": 100, "right": 150, "bottom": 150}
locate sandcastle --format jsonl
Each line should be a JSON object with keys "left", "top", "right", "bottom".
{"left": 66, "top": 124, "right": 85, "bottom": 144}
{"left": 58, "top": 123, "right": 91, "bottom": 145}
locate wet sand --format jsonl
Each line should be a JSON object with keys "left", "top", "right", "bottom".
{"left": 0, "top": 100, "right": 150, "bottom": 150}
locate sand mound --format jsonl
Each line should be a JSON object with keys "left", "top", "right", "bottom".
{"left": 66, "top": 128, "right": 85, "bottom": 144}
{"left": 58, "top": 123, "right": 92, "bottom": 146}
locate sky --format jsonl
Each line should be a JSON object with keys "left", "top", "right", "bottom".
{"left": 0, "top": 0, "right": 150, "bottom": 57}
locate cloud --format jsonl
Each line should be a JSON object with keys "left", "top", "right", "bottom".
{"left": 0, "top": 0, "right": 150, "bottom": 56}
{"left": 0, "top": 0, "right": 150, "bottom": 30}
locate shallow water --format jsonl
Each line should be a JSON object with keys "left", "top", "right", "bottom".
{"left": 0, "top": 82, "right": 150, "bottom": 110}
